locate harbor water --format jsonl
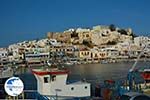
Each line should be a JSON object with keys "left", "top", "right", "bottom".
{"left": 1, "top": 61, "right": 150, "bottom": 99}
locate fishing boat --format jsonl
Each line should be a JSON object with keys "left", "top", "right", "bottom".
{"left": 128, "top": 44, "right": 150, "bottom": 84}
{"left": 122, "top": 44, "right": 150, "bottom": 95}
{"left": 31, "top": 66, "right": 91, "bottom": 99}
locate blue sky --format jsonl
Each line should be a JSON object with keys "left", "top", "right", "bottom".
{"left": 0, "top": 0, "right": 150, "bottom": 47}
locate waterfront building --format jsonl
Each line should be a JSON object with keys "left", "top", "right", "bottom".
{"left": 133, "top": 36, "right": 150, "bottom": 57}
{"left": 49, "top": 39, "right": 59, "bottom": 46}
{"left": 64, "top": 46, "right": 76, "bottom": 56}
{"left": 102, "top": 47, "right": 119, "bottom": 59}
{"left": 8, "top": 44, "right": 24, "bottom": 61}
{"left": 0, "top": 48, "right": 8, "bottom": 61}
{"left": 90, "top": 48, "right": 107, "bottom": 62}
{"left": 25, "top": 52, "right": 49, "bottom": 61}
{"left": 128, "top": 44, "right": 142, "bottom": 58}
{"left": 78, "top": 47, "right": 108, "bottom": 62}
{"left": 25, "top": 52, "right": 49, "bottom": 67}
{"left": 134, "top": 36, "right": 150, "bottom": 47}
{"left": 78, "top": 48, "right": 91, "bottom": 61}
{"left": 116, "top": 42, "right": 132, "bottom": 58}
{"left": 51, "top": 45, "right": 75, "bottom": 57}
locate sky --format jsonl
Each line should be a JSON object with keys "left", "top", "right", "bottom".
{"left": 0, "top": 0, "right": 150, "bottom": 47}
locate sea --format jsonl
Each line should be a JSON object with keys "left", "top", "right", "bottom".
{"left": 1, "top": 61, "right": 150, "bottom": 99}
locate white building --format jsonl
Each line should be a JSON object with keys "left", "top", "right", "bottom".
{"left": 76, "top": 28, "right": 90, "bottom": 33}
{"left": 0, "top": 48, "right": 8, "bottom": 61}
{"left": 102, "top": 47, "right": 119, "bottom": 59}
{"left": 134, "top": 36, "right": 150, "bottom": 47}
{"left": 25, "top": 52, "right": 49, "bottom": 61}
{"left": 49, "top": 39, "right": 61, "bottom": 46}
{"left": 8, "top": 44, "right": 24, "bottom": 61}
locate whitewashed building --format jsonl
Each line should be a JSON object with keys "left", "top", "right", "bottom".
{"left": 0, "top": 48, "right": 8, "bottom": 61}
{"left": 102, "top": 47, "right": 119, "bottom": 59}
{"left": 134, "top": 36, "right": 150, "bottom": 47}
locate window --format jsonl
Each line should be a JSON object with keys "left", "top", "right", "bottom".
{"left": 2, "top": 53, "right": 4, "bottom": 56}
{"left": 95, "top": 54, "right": 98, "bottom": 58}
{"left": 81, "top": 52, "right": 84, "bottom": 55}
{"left": 51, "top": 75, "right": 56, "bottom": 81}
{"left": 85, "top": 86, "right": 87, "bottom": 89}
{"left": 71, "top": 87, "right": 74, "bottom": 90}
{"left": 86, "top": 34, "right": 89, "bottom": 37}
{"left": 44, "top": 77, "right": 49, "bottom": 83}
{"left": 87, "top": 52, "right": 89, "bottom": 55}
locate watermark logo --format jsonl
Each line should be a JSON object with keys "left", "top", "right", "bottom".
{"left": 4, "top": 77, "right": 24, "bottom": 96}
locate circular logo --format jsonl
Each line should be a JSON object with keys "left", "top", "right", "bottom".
{"left": 4, "top": 77, "right": 24, "bottom": 96}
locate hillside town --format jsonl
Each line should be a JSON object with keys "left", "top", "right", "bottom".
{"left": 0, "top": 25, "right": 150, "bottom": 67}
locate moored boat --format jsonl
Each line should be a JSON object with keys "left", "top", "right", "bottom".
{"left": 31, "top": 66, "right": 91, "bottom": 99}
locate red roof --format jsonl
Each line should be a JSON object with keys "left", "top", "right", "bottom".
{"left": 31, "top": 69, "right": 69, "bottom": 76}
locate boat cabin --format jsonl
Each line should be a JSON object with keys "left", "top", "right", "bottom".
{"left": 32, "top": 68, "right": 91, "bottom": 98}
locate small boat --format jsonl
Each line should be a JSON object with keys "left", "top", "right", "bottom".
{"left": 100, "top": 60, "right": 108, "bottom": 64}
{"left": 31, "top": 66, "right": 91, "bottom": 99}
{"left": 140, "top": 69, "right": 150, "bottom": 81}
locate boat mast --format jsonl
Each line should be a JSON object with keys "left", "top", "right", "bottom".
{"left": 130, "top": 43, "right": 148, "bottom": 72}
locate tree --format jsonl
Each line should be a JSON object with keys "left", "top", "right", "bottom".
{"left": 118, "top": 29, "right": 128, "bottom": 35}
{"left": 107, "top": 41, "right": 117, "bottom": 45}
{"left": 109, "top": 24, "right": 116, "bottom": 31}
{"left": 82, "top": 40, "right": 93, "bottom": 48}
{"left": 130, "top": 33, "right": 137, "bottom": 38}
{"left": 71, "top": 30, "right": 78, "bottom": 38}
{"left": 82, "top": 40, "right": 90, "bottom": 45}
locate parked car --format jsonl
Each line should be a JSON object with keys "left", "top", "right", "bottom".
{"left": 120, "top": 92, "right": 150, "bottom": 100}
